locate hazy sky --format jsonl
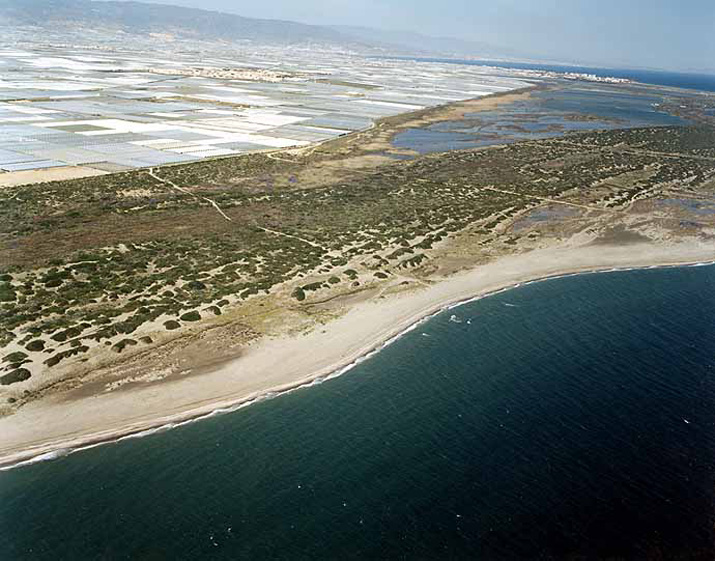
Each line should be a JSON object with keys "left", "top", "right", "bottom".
{"left": 116, "top": 0, "right": 715, "bottom": 71}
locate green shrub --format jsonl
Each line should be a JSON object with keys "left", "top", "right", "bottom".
{"left": 3, "top": 351, "right": 28, "bottom": 363}
{"left": 0, "top": 368, "right": 31, "bottom": 385}
{"left": 180, "top": 311, "right": 201, "bottom": 322}
{"left": 239, "top": 287, "right": 259, "bottom": 299}
{"left": 51, "top": 325, "right": 84, "bottom": 342}
{"left": 0, "top": 330, "right": 15, "bottom": 347}
{"left": 45, "top": 355, "right": 61, "bottom": 368}
{"left": 0, "top": 283, "right": 16, "bottom": 302}
{"left": 112, "top": 339, "right": 138, "bottom": 353}
{"left": 115, "top": 320, "right": 140, "bottom": 335}
{"left": 164, "top": 320, "right": 181, "bottom": 330}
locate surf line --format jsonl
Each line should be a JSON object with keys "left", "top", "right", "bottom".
{"left": 2, "top": 258, "right": 714, "bottom": 471}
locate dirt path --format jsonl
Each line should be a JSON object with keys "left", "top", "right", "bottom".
{"left": 257, "top": 226, "right": 323, "bottom": 249}
{"left": 148, "top": 168, "right": 233, "bottom": 222}
{"left": 265, "top": 152, "right": 300, "bottom": 164}
{"left": 479, "top": 186, "right": 614, "bottom": 212}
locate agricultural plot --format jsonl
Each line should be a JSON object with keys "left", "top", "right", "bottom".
{"left": 0, "top": 40, "right": 528, "bottom": 176}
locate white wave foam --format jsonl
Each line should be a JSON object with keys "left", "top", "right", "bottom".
{"left": 0, "top": 448, "right": 72, "bottom": 471}
{"left": 3, "top": 259, "right": 714, "bottom": 472}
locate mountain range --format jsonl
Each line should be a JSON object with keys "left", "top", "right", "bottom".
{"left": 0, "top": 0, "right": 517, "bottom": 58}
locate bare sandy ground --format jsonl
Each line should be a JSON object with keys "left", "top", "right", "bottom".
{"left": 1, "top": 239, "right": 713, "bottom": 469}
{"left": 0, "top": 166, "right": 108, "bottom": 187}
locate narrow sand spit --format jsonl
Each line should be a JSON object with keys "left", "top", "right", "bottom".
{"left": 1, "top": 240, "right": 713, "bottom": 469}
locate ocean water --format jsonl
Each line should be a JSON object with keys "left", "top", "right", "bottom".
{"left": 385, "top": 56, "right": 715, "bottom": 93}
{"left": 1, "top": 264, "right": 714, "bottom": 559}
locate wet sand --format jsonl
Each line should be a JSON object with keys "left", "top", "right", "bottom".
{"left": 1, "top": 239, "right": 713, "bottom": 470}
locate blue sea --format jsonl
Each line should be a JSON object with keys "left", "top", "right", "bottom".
{"left": 1, "top": 264, "right": 714, "bottom": 559}
{"left": 387, "top": 56, "right": 715, "bottom": 93}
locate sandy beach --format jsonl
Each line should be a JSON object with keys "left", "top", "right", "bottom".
{"left": 1, "top": 239, "right": 713, "bottom": 470}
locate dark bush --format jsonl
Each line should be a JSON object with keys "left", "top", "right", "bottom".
{"left": 0, "top": 283, "right": 16, "bottom": 302}
{"left": 180, "top": 311, "right": 201, "bottom": 322}
{"left": 3, "top": 351, "right": 27, "bottom": 363}
{"left": 51, "top": 325, "right": 84, "bottom": 342}
{"left": 45, "top": 355, "right": 61, "bottom": 368}
{"left": 112, "top": 339, "right": 138, "bottom": 353}
{"left": 0, "top": 368, "right": 31, "bottom": 385}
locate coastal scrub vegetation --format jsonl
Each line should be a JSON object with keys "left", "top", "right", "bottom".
{"left": 1, "top": 123, "right": 714, "bottom": 386}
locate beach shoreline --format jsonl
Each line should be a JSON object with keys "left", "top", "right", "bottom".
{"left": 1, "top": 240, "right": 713, "bottom": 471}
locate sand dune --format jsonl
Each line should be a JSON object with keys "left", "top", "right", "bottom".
{"left": 1, "top": 240, "right": 713, "bottom": 469}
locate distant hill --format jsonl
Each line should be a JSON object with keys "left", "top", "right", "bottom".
{"left": 332, "top": 26, "right": 520, "bottom": 59}
{"left": 0, "top": 0, "right": 352, "bottom": 44}
{"left": 0, "top": 0, "right": 514, "bottom": 57}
